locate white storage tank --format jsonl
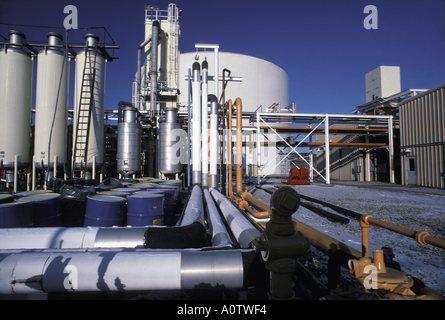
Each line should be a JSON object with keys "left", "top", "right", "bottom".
{"left": 178, "top": 52, "right": 289, "bottom": 111}
{"left": 0, "top": 30, "right": 33, "bottom": 171}
{"left": 73, "top": 33, "right": 106, "bottom": 170}
{"left": 34, "top": 32, "right": 69, "bottom": 172}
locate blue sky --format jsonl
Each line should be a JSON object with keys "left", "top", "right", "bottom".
{"left": 1, "top": 0, "right": 444, "bottom": 114}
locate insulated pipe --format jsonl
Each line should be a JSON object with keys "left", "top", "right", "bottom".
{"left": 210, "top": 188, "right": 261, "bottom": 249}
{"left": 150, "top": 21, "right": 159, "bottom": 113}
{"left": 201, "top": 60, "right": 209, "bottom": 187}
{"left": 144, "top": 185, "right": 206, "bottom": 249}
{"left": 209, "top": 94, "right": 219, "bottom": 189}
{"left": 179, "top": 185, "right": 205, "bottom": 227}
{"left": 228, "top": 99, "right": 233, "bottom": 197}
{"left": 0, "top": 227, "right": 147, "bottom": 250}
{"left": 192, "top": 62, "right": 201, "bottom": 186}
{"left": 137, "top": 36, "right": 151, "bottom": 109}
{"left": 0, "top": 249, "right": 245, "bottom": 294}
{"left": 203, "top": 189, "right": 232, "bottom": 248}
{"left": 235, "top": 98, "right": 243, "bottom": 195}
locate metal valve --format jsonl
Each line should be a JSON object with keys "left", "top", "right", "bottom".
{"left": 252, "top": 187, "right": 310, "bottom": 300}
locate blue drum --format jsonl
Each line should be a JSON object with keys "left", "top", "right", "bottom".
{"left": 16, "top": 193, "right": 61, "bottom": 227}
{"left": 96, "top": 191, "right": 131, "bottom": 197}
{"left": 0, "top": 201, "right": 33, "bottom": 228}
{"left": 84, "top": 195, "right": 126, "bottom": 227}
{"left": 126, "top": 193, "right": 164, "bottom": 226}
{"left": 0, "top": 194, "right": 13, "bottom": 204}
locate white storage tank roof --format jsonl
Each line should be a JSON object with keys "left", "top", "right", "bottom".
{"left": 178, "top": 52, "right": 289, "bottom": 111}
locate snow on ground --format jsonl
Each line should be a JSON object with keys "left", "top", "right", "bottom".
{"left": 250, "top": 179, "right": 445, "bottom": 296}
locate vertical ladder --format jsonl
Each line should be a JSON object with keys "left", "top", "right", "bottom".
{"left": 72, "top": 46, "right": 98, "bottom": 177}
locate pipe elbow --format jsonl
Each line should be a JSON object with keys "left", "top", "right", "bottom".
{"left": 252, "top": 211, "right": 270, "bottom": 218}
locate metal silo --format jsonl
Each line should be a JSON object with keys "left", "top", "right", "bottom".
{"left": 0, "top": 30, "right": 33, "bottom": 175}
{"left": 72, "top": 34, "right": 106, "bottom": 175}
{"left": 117, "top": 104, "right": 142, "bottom": 177}
{"left": 34, "top": 32, "right": 69, "bottom": 175}
{"left": 158, "top": 107, "right": 183, "bottom": 177}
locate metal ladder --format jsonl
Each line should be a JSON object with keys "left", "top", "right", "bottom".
{"left": 72, "top": 46, "right": 98, "bottom": 177}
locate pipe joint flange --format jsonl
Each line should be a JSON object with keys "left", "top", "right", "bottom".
{"left": 241, "top": 191, "right": 252, "bottom": 200}
{"left": 360, "top": 215, "right": 373, "bottom": 228}
{"left": 414, "top": 231, "right": 430, "bottom": 246}
{"left": 238, "top": 200, "right": 249, "bottom": 211}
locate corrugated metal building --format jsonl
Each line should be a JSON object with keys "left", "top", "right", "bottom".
{"left": 399, "top": 82, "right": 445, "bottom": 188}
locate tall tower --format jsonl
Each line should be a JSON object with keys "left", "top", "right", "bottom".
{"left": 143, "top": 3, "right": 181, "bottom": 113}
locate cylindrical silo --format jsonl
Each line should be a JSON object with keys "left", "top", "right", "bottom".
{"left": 117, "top": 105, "right": 142, "bottom": 177}
{"left": 158, "top": 107, "right": 183, "bottom": 176}
{"left": 73, "top": 33, "right": 106, "bottom": 171}
{"left": 34, "top": 32, "right": 69, "bottom": 174}
{"left": 0, "top": 30, "right": 33, "bottom": 172}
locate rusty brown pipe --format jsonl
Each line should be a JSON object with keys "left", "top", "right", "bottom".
{"left": 237, "top": 190, "right": 361, "bottom": 257}
{"left": 235, "top": 97, "right": 243, "bottom": 196}
{"left": 238, "top": 199, "right": 270, "bottom": 218}
{"left": 362, "top": 215, "right": 445, "bottom": 250}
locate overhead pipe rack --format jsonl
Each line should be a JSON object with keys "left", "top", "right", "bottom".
{"left": 254, "top": 112, "right": 394, "bottom": 185}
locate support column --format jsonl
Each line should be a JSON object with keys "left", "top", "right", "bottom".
{"left": 324, "top": 115, "right": 330, "bottom": 185}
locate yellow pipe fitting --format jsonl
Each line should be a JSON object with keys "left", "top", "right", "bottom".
{"left": 372, "top": 249, "right": 387, "bottom": 273}
{"left": 414, "top": 231, "right": 430, "bottom": 246}
{"left": 360, "top": 215, "right": 373, "bottom": 258}
{"left": 238, "top": 200, "right": 249, "bottom": 211}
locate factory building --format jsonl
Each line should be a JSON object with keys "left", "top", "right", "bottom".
{"left": 399, "top": 82, "right": 445, "bottom": 189}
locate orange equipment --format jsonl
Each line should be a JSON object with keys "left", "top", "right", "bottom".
{"left": 282, "top": 168, "right": 310, "bottom": 185}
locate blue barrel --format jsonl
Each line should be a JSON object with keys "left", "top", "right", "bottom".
{"left": 96, "top": 191, "right": 131, "bottom": 197}
{"left": 0, "top": 202, "right": 33, "bottom": 228}
{"left": 131, "top": 184, "right": 154, "bottom": 191}
{"left": 16, "top": 193, "right": 61, "bottom": 227}
{"left": 150, "top": 187, "right": 176, "bottom": 226}
{"left": 15, "top": 190, "right": 54, "bottom": 198}
{"left": 112, "top": 187, "right": 141, "bottom": 194}
{"left": 0, "top": 194, "right": 14, "bottom": 204}
{"left": 84, "top": 195, "right": 126, "bottom": 227}
{"left": 127, "top": 193, "right": 164, "bottom": 226}
{"left": 159, "top": 179, "right": 182, "bottom": 192}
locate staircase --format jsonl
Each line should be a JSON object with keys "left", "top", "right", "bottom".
{"left": 72, "top": 46, "right": 98, "bottom": 177}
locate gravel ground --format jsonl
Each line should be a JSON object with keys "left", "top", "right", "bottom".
{"left": 251, "top": 179, "right": 445, "bottom": 297}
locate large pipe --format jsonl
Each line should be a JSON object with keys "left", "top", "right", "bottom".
{"left": 137, "top": 36, "right": 151, "bottom": 109}
{"left": 201, "top": 60, "right": 209, "bottom": 187}
{"left": 209, "top": 94, "right": 218, "bottom": 189}
{"left": 210, "top": 188, "right": 261, "bottom": 249}
{"left": 0, "top": 248, "right": 245, "bottom": 294}
{"left": 203, "top": 189, "right": 232, "bottom": 248}
{"left": 144, "top": 185, "right": 207, "bottom": 249}
{"left": 0, "top": 227, "right": 147, "bottom": 250}
{"left": 235, "top": 97, "right": 243, "bottom": 195}
{"left": 150, "top": 20, "right": 159, "bottom": 113}
{"left": 228, "top": 99, "right": 233, "bottom": 198}
{"left": 192, "top": 62, "right": 201, "bottom": 185}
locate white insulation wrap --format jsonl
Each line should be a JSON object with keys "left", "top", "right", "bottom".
{"left": 210, "top": 189, "right": 261, "bottom": 249}
{"left": 191, "top": 62, "right": 201, "bottom": 185}
{"left": 0, "top": 249, "right": 244, "bottom": 294}
{"left": 0, "top": 227, "right": 147, "bottom": 250}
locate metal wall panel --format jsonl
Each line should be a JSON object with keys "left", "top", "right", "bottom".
{"left": 399, "top": 83, "right": 445, "bottom": 188}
